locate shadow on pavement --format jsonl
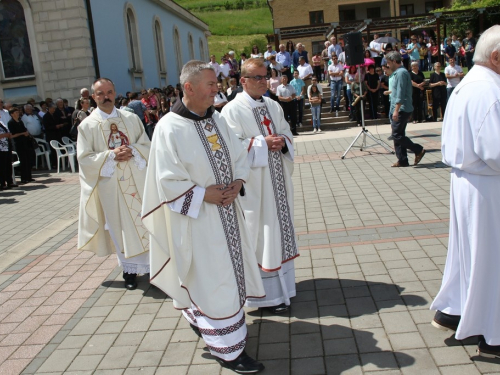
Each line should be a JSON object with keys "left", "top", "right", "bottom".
{"left": 0, "top": 197, "right": 17, "bottom": 204}
{"left": 101, "top": 274, "right": 168, "bottom": 300}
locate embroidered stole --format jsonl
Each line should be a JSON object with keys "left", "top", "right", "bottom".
{"left": 193, "top": 118, "right": 246, "bottom": 305}
{"left": 100, "top": 117, "right": 149, "bottom": 254}
{"left": 251, "top": 105, "right": 298, "bottom": 263}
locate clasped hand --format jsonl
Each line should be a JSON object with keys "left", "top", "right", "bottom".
{"left": 265, "top": 134, "right": 285, "bottom": 152}
{"left": 204, "top": 180, "right": 243, "bottom": 207}
{"left": 113, "top": 145, "right": 133, "bottom": 162}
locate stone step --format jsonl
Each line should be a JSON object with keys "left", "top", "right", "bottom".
{"left": 296, "top": 118, "right": 390, "bottom": 133}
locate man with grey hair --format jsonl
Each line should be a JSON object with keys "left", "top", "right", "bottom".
{"left": 328, "top": 36, "right": 342, "bottom": 58}
{"left": 0, "top": 98, "right": 11, "bottom": 125}
{"left": 21, "top": 104, "right": 43, "bottom": 138}
{"left": 276, "top": 43, "right": 292, "bottom": 81}
{"left": 430, "top": 25, "right": 500, "bottom": 358}
{"left": 385, "top": 51, "right": 425, "bottom": 167}
{"left": 142, "top": 60, "right": 266, "bottom": 373}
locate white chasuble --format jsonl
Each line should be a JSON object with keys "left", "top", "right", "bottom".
{"left": 431, "top": 65, "right": 500, "bottom": 345}
{"left": 77, "top": 109, "right": 151, "bottom": 260}
{"left": 142, "top": 101, "right": 265, "bottom": 319}
{"left": 222, "top": 93, "right": 299, "bottom": 272}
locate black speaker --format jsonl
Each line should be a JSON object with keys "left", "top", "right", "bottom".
{"left": 344, "top": 32, "right": 364, "bottom": 66}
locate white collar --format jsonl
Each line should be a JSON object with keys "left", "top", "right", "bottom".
{"left": 241, "top": 90, "right": 265, "bottom": 109}
{"left": 96, "top": 106, "right": 118, "bottom": 120}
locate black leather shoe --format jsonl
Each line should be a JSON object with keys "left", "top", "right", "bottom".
{"left": 477, "top": 336, "right": 500, "bottom": 358}
{"left": 266, "top": 303, "right": 289, "bottom": 314}
{"left": 123, "top": 272, "right": 138, "bottom": 290}
{"left": 7, "top": 184, "right": 18, "bottom": 188}
{"left": 431, "top": 310, "right": 460, "bottom": 331}
{"left": 190, "top": 323, "right": 202, "bottom": 338}
{"left": 216, "top": 350, "right": 265, "bottom": 374}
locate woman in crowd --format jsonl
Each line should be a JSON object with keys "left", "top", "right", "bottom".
{"left": 429, "top": 39, "right": 439, "bottom": 67}
{"left": 170, "top": 87, "right": 181, "bottom": 106}
{"left": 400, "top": 43, "right": 410, "bottom": 70}
{"left": 42, "top": 103, "right": 63, "bottom": 169}
{"left": 364, "top": 64, "right": 379, "bottom": 120}
{"left": 157, "top": 96, "right": 170, "bottom": 119}
{"left": 429, "top": 62, "right": 447, "bottom": 121}
{"left": 286, "top": 40, "right": 295, "bottom": 54}
{"left": 71, "top": 98, "right": 92, "bottom": 140}
{"left": 418, "top": 37, "right": 428, "bottom": 71}
{"left": 309, "top": 84, "right": 322, "bottom": 133}
{"left": 8, "top": 107, "right": 35, "bottom": 183}
{"left": 0, "top": 120, "right": 16, "bottom": 189}
{"left": 250, "top": 45, "right": 262, "bottom": 59}
{"left": 364, "top": 50, "right": 375, "bottom": 67}
{"left": 345, "top": 65, "right": 357, "bottom": 121}
{"left": 311, "top": 52, "right": 323, "bottom": 82}
{"left": 54, "top": 99, "right": 71, "bottom": 138}
{"left": 267, "top": 68, "right": 280, "bottom": 101}
{"left": 410, "top": 61, "right": 425, "bottom": 123}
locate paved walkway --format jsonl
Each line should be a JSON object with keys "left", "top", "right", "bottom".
{"left": 1, "top": 123, "right": 500, "bottom": 374}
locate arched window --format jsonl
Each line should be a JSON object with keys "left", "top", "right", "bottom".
{"left": 154, "top": 20, "right": 166, "bottom": 73}
{"left": 188, "top": 33, "right": 194, "bottom": 60}
{"left": 199, "top": 38, "right": 206, "bottom": 61}
{"left": 125, "top": 7, "right": 141, "bottom": 71}
{"left": 173, "top": 27, "right": 182, "bottom": 77}
{"left": 0, "top": 0, "right": 35, "bottom": 79}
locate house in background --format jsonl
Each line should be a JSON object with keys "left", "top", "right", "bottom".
{"left": 267, "top": 0, "right": 451, "bottom": 55}
{"left": 0, "top": 0, "right": 210, "bottom": 104}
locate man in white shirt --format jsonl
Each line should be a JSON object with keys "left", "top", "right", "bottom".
{"left": 21, "top": 104, "right": 43, "bottom": 137}
{"left": 328, "top": 55, "right": 344, "bottom": 115}
{"left": 444, "top": 57, "right": 464, "bottom": 98}
{"left": 0, "top": 99, "right": 11, "bottom": 125}
{"left": 296, "top": 56, "right": 313, "bottom": 87}
{"left": 209, "top": 54, "right": 221, "bottom": 81}
{"left": 368, "top": 33, "right": 382, "bottom": 67}
{"left": 219, "top": 57, "right": 231, "bottom": 91}
{"left": 327, "top": 36, "right": 342, "bottom": 59}
{"left": 213, "top": 82, "right": 228, "bottom": 112}
{"left": 276, "top": 75, "right": 298, "bottom": 135}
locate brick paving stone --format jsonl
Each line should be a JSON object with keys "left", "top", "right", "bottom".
{"left": 80, "top": 334, "right": 118, "bottom": 355}
{"left": 37, "top": 348, "right": 80, "bottom": 372}
{"left": 160, "top": 342, "right": 197, "bottom": 366}
{"left": 98, "top": 346, "right": 137, "bottom": 370}
{"left": 291, "top": 357, "right": 325, "bottom": 375}
{"left": 325, "top": 354, "right": 362, "bottom": 375}
{"left": 429, "top": 346, "right": 472, "bottom": 366}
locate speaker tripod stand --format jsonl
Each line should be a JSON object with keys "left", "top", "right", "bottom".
{"left": 341, "top": 66, "right": 394, "bottom": 160}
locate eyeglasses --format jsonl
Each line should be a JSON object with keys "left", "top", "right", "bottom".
{"left": 244, "top": 75, "right": 269, "bottom": 81}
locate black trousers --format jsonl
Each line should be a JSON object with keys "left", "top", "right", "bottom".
{"left": 16, "top": 145, "right": 34, "bottom": 182}
{"left": 412, "top": 91, "right": 424, "bottom": 123}
{"left": 313, "top": 65, "right": 322, "bottom": 82}
{"left": 391, "top": 111, "right": 423, "bottom": 165}
{"left": 432, "top": 96, "right": 447, "bottom": 121}
{"left": 0, "top": 151, "right": 14, "bottom": 187}
{"left": 367, "top": 91, "right": 378, "bottom": 119}
{"left": 280, "top": 100, "right": 297, "bottom": 133}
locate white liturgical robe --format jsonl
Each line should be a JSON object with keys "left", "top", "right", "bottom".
{"left": 141, "top": 100, "right": 265, "bottom": 320}
{"left": 77, "top": 108, "right": 151, "bottom": 270}
{"left": 430, "top": 64, "right": 500, "bottom": 345}
{"left": 222, "top": 91, "right": 298, "bottom": 307}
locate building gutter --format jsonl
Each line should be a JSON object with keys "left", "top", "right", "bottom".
{"left": 84, "top": 0, "right": 100, "bottom": 78}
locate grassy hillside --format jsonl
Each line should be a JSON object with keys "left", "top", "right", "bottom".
{"left": 175, "top": 0, "right": 273, "bottom": 59}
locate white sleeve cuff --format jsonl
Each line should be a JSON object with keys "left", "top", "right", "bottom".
{"left": 129, "top": 146, "right": 146, "bottom": 171}
{"left": 100, "top": 152, "right": 117, "bottom": 177}
{"left": 167, "top": 186, "right": 205, "bottom": 219}
{"left": 247, "top": 135, "right": 269, "bottom": 168}
{"left": 282, "top": 134, "right": 294, "bottom": 162}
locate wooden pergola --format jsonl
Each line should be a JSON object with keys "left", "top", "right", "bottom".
{"left": 271, "top": 5, "right": 500, "bottom": 62}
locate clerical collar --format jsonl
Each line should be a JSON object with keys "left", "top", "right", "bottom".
{"left": 242, "top": 90, "right": 263, "bottom": 103}
{"left": 96, "top": 106, "right": 118, "bottom": 120}
{"left": 171, "top": 98, "right": 213, "bottom": 121}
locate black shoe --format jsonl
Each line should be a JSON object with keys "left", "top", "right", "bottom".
{"left": 190, "top": 323, "right": 202, "bottom": 338}
{"left": 123, "top": 272, "right": 138, "bottom": 290}
{"left": 431, "top": 310, "right": 461, "bottom": 331}
{"left": 7, "top": 184, "right": 18, "bottom": 188}
{"left": 477, "top": 336, "right": 500, "bottom": 358}
{"left": 29, "top": 179, "right": 36, "bottom": 182}
{"left": 387, "top": 135, "right": 394, "bottom": 141}
{"left": 266, "top": 303, "right": 289, "bottom": 314}
{"left": 292, "top": 132, "right": 299, "bottom": 136}
{"left": 216, "top": 350, "right": 265, "bottom": 374}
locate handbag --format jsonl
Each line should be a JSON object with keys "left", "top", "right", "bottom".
{"left": 29, "top": 135, "right": 39, "bottom": 150}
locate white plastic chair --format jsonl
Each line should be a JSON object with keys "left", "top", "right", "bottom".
{"left": 50, "top": 140, "right": 76, "bottom": 173}
{"left": 34, "top": 138, "right": 51, "bottom": 170}
{"left": 61, "top": 136, "right": 77, "bottom": 153}
{"left": 11, "top": 151, "right": 20, "bottom": 183}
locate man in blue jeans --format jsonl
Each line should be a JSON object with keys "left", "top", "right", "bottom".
{"left": 328, "top": 55, "right": 344, "bottom": 116}
{"left": 386, "top": 51, "right": 425, "bottom": 167}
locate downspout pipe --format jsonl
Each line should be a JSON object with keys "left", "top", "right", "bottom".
{"left": 84, "top": 0, "right": 100, "bottom": 78}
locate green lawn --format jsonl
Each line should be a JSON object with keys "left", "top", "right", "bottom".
{"left": 193, "top": 8, "right": 273, "bottom": 36}
{"left": 208, "top": 34, "right": 268, "bottom": 60}
{"left": 422, "top": 66, "right": 468, "bottom": 78}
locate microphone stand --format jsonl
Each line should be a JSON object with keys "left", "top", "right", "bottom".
{"left": 341, "top": 65, "right": 394, "bottom": 159}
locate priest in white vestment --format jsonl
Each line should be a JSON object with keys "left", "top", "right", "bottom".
{"left": 222, "top": 58, "right": 299, "bottom": 314}
{"left": 141, "top": 61, "right": 266, "bottom": 374}
{"left": 430, "top": 25, "right": 500, "bottom": 358}
{"left": 77, "top": 78, "right": 151, "bottom": 290}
